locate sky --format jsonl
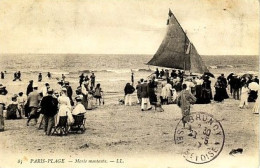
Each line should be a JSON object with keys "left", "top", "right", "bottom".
{"left": 0, "top": 0, "right": 259, "bottom": 55}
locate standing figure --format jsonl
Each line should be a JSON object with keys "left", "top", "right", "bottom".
{"left": 40, "top": 89, "right": 58, "bottom": 135}
{"left": 0, "top": 88, "right": 7, "bottom": 131}
{"left": 239, "top": 83, "right": 249, "bottom": 108}
{"left": 201, "top": 76, "right": 212, "bottom": 104}
{"left": 17, "top": 92, "right": 27, "bottom": 118}
{"left": 232, "top": 75, "right": 241, "bottom": 100}
{"left": 155, "top": 68, "right": 160, "bottom": 79}
{"left": 27, "top": 84, "right": 40, "bottom": 126}
{"left": 220, "top": 74, "right": 229, "bottom": 99}
{"left": 62, "top": 74, "right": 66, "bottom": 81}
{"left": 214, "top": 78, "right": 225, "bottom": 102}
{"left": 90, "top": 72, "right": 96, "bottom": 88}
{"left": 17, "top": 71, "right": 21, "bottom": 81}
{"left": 79, "top": 73, "right": 85, "bottom": 87}
{"left": 47, "top": 72, "right": 52, "bottom": 79}
{"left": 136, "top": 81, "right": 142, "bottom": 104}
{"left": 131, "top": 72, "right": 134, "bottom": 86}
{"left": 124, "top": 83, "right": 135, "bottom": 106}
{"left": 94, "top": 83, "right": 103, "bottom": 105}
{"left": 140, "top": 80, "right": 152, "bottom": 111}
{"left": 1, "top": 71, "right": 4, "bottom": 79}
{"left": 26, "top": 80, "right": 34, "bottom": 96}
{"left": 13, "top": 72, "right": 17, "bottom": 81}
{"left": 81, "top": 82, "right": 89, "bottom": 109}
{"left": 38, "top": 73, "right": 42, "bottom": 82}
{"left": 64, "top": 81, "right": 74, "bottom": 106}
{"left": 176, "top": 84, "right": 197, "bottom": 127}
{"left": 252, "top": 90, "right": 259, "bottom": 114}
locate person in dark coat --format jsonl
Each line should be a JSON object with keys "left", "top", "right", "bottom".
{"left": 79, "top": 73, "right": 85, "bottom": 87}
{"left": 64, "top": 81, "right": 74, "bottom": 106}
{"left": 17, "top": 71, "right": 21, "bottom": 81}
{"left": 40, "top": 89, "right": 58, "bottom": 135}
{"left": 1, "top": 72, "right": 4, "bottom": 79}
{"left": 160, "top": 69, "right": 165, "bottom": 78}
{"left": 214, "top": 78, "right": 225, "bottom": 102}
{"left": 148, "top": 79, "right": 157, "bottom": 105}
{"left": 13, "top": 72, "right": 17, "bottom": 81}
{"left": 227, "top": 73, "right": 234, "bottom": 94}
{"left": 140, "top": 80, "right": 152, "bottom": 111}
{"left": 124, "top": 83, "right": 135, "bottom": 106}
{"left": 171, "top": 70, "right": 177, "bottom": 78}
{"left": 38, "top": 73, "right": 42, "bottom": 82}
{"left": 201, "top": 76, "right": 212, "bottom": 104}
{"left": 26, "top": 80, "right": 33, "bottom": 96}
{"left": 47, "top": 72, "right": 51, "bottom": 79}
{"left": 232, "top": 75, "right": 241, "bottom": 100}
{"left": 220, "top": 74, "right": 229, "bottom": 99}
{"left": 155, "top": 68, "right": 160, "bottom": 79}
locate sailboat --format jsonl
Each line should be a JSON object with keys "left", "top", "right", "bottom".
{"left": 147, "top": 9, "right": 209, "bottom": 74}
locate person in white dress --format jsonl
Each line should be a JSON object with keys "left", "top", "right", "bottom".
{"left": 165, "top": 82, "right": 174, "bottom": 104}
{"left": 72, "top": 95, "right": 86, "bottom": 116}
{"left": 56, "top": 88, "right": 74, "bottom": 126}
{"left": 239, "top": 83, "right": 249, "bottom": 108}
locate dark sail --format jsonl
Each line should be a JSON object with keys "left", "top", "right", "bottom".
{"left": 147, "top": 9, "right": 209, "bottom": 73}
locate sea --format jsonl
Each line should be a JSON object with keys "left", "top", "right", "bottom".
{"left": 0, "top": 54, "right": 258, "bottom": 104}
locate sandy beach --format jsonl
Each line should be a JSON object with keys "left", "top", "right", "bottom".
{"left": 0, "top": 91, "right": 258, "bottom": 168}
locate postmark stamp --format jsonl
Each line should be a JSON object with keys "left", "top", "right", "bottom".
{"left": 174, "top": 112, "right": 225, "bottom": 164}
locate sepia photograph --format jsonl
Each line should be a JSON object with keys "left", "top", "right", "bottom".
{"left": 0, "top": 0, "right": 259, "bottom": 167}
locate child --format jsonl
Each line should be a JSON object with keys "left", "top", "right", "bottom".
{"left": 239, "top": 83, "right": 249, "bottom": 108}
{"left": 94, "top": 83, "right": 103, "bottom": 105}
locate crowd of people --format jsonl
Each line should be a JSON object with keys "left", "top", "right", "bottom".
{"left": 0, "top": 72, "right": 103, "bottom": 135}
{"left": 124, "top": 69, "right": 259, "bottom": 114}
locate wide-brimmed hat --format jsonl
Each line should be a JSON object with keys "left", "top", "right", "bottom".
{"left": 75, "top": 95, "right": 83, "bottom": 101}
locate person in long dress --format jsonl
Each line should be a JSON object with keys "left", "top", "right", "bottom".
{"left": 195, "top": 77, "right": 204, "bottom": 104}
{"left": 201, "top": 76, "right": 212, "bottom": 104}
{"left": 176, "top": 84, "right": 197, "bottom": 127}
{"left": 56, "top": 88, "right": 74, "bottom": 126}
{"left": 252, "top": 90, "right": 259, "bottom": 114}
{"left": 165, "top": 81, "right": 174, "bottom": 104}
{"left": 0, "top": 88, "right": 7, "bottom": 131}
{"left": 81, "top": 82, "right": 89, "bottom": 109}
{"left": 239, "top": 83, "right": 249, "bottom": 108}
{"left": 214, "top": 78, "right": 225, "bottom": 102}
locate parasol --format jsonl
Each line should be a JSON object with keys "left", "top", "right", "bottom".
{"left": 248, "top": 82, "right": 259, "bottom": 91}
{"left": 203, "top": 72, "right": 215, "bottom": 78}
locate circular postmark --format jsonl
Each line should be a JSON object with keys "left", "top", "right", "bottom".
{"left": 174, "top": 112, "right": 225, "bottom": 164}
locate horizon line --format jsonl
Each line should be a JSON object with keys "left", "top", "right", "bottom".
{"left": 0, "top": 53, "right": 258, "bottom": 56}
